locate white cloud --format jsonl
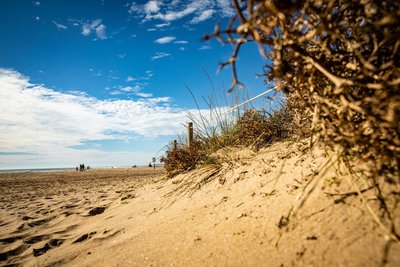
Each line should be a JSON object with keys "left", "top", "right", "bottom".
{"left": 120, "top": 85, "right": 142, "bottom": 92}
{"left": 127, "top": 0, "right": 233, "bottom": 23}
{"left": 147, "top": 28, "right": 157, "bottom": 32}
{"left": 35, "top": 16, "right": 40, "bottom": 21}
{"left": 0, "top": 68, "right": 230, "bottom": 168}
{"left": 136, "top": 92, "right": 153, "bottom": 98}
{"left": 110, "top": 90, "right": 122, "bottom": 95}
{"left": 126, "top": 76, "right": 136, "bottom": 82}
{"left": 173, "top": 40, "right": 188, "bottom": 44}
{"left": 128, "top": 2, "right": 142, "bottom": 14}
{"left": 155, "top": 36, "right": 176, "bottom": 44}
{"left": 216, "top": 0, "right": 235, "bottom": 17}
{"left": 190, "top": 9, "right": 214, "bottom": 24}
{"left": 0, "top": 68, "right": 210, "bottom": 165}
{"left": 151, "top": 52, "right": 170, "bottom": 60}
{"left": 199, "top": 45, "right": 212, "bottom": 50}
{"left": 33, "top": 1, "right": 40, "bottom": 6}
{"left": 95, "top": 24, "right": 107, "bottom": 39}
{"left": 52, "top": 21, "right": 68, "bottom": 30}
{"left": 153, "top": 6, "right": 196, "bottom": 21}
{"left": 81, "top": 19, "right": 107, "bottom": 40}
{"left": 145, "top": 0, "right": 161, "bottom": 13}
{"left": 89, "top": 68, "right": 102, "bottom": 77}
{"left": 155, "top": 22, "right": 170, "bottom": 28}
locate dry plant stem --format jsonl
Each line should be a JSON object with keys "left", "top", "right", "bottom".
{"left": 233, "top": 0, "right": 246, "bottom": 24}
{"left": 219, "top": 42, "right": 245, "bottom": 92}
{"left": 291, "top": 155, "right": 337, "bottom": 218}
{"left": 162, "top": 166, "right": 222, "bottom": 209}
{"left": 380, "top": 239, "right": 392, "bottom": 267}
{"left": 341, "top": 161, "right": 400, "bottom": 243}
{"left": 207, "top": 0, "right": 400, "bottom": 184}
{"left": 323, "top": 186, "right": 374, "bottom": 197}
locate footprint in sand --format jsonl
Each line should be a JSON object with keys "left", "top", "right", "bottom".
{"left": 88, "top": 207, "right": 106, "bottom": 216}
{"left": 0, "top": 244, "right": 29, "bottom": 262}
{"left": 0, "top": 235, "right": 25, "bottom": 244}
{"left": 27, "top": 216, "right": 54, "bottom": 227}
{"left": 23, "top": 234, "right": 50, "bottom": 244}
{"left": 73, "top": 232, "right": 97, "bottom": 243}
{"left": 121, "top": 194, "right": 135, "bottom": 201}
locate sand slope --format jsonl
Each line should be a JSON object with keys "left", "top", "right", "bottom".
{"left": 1, "top": 142, "right": 399, "bottom": 266}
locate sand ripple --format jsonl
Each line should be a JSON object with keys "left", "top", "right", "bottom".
{"left": 0, "top": 168, "right": 164, "bottom": 265}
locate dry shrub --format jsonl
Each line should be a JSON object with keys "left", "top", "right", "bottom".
{"left": 205, "top": 0, "right": 400, "bottom": 183}
{"left": 235, "top": 107, "right": 293, "bottom": 148}
{"left": 162, "top": 106, "right": 294, "bottom": 177}
{"left": 160, "top": 140, "right": 206, "bottom": 178}
{"left": 204, "top": 0, "right": 400, "bottom": 245}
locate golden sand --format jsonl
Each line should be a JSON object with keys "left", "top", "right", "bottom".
{"left": 1, "top": 142, "right": 399, "bottom": 266}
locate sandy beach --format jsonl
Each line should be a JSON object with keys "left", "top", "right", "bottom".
{"left": 0, "top": 167, "right": 165, "bottom": 265}
{"left": 1, "top": 142, "right": 399, "bottom": 266}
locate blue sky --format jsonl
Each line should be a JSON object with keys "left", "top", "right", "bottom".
{"left": 0, "top": 0, "right": 273, "bottom": 169}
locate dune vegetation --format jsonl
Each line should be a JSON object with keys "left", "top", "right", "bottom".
{"left": 161, "top": 0, "right": 400, "bottom": 260}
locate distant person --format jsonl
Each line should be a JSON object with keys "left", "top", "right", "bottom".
{"left": 76, "top": 166, "right": 78, "bottom": 172}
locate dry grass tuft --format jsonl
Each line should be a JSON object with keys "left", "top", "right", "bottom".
{"left": 161, "top": 140, "right": 206, "bottom": 178}
{"left": 161, "top": 103, "right": 295, "bottom": 177}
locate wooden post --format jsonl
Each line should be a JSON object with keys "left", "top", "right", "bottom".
{"left": 173, "top": 139, "right": 178, "bottom": 151}
{"left": 187, "top": 122, "right": 193, "bottom": 147}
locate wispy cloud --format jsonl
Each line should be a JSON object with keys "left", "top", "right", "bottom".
{"left": 52, "top": 21, "right": 68, "bottom": 30}
{"left": 89, "top": 68, "right": 102, "bottom": 77}
{"left": 155, "top": 22, "right": 170, "bottom": 28}
{"left": 199, "top": 45, "right": 212, "bottom": 50}
{"left": 190, "top": 9, "right": 214, "bottom": 24}
{"left": 0, "top": 68, "right": 205, "bottom": 155}
{"left": 126, "top": 70, "right": 153, "bottom": 83}
{"left": 216, "top": 0, "right": 236, "bottom": 17}
{"left": 135, "top": 92, "right": 153, "bottom": 98}
{"left": 95, "top": 24, "right": 107, "bottom": 39}
{"left": 33, "top": 1, "right": 40, "bottom": 6}
{"left": 120, "top": 85, "right": 142, "bottom": 92}
{"left": 173, "top": 40, "right": 188, "bottom": 44}
{"left": 126, "top": 76, "right": 136, "bottom": 82}
{"left": 0, "top": 68, "right": 222, "bottom": 168}
{"left": 82, "top": 19, "right": 107, "bottom": 40}
{"left": 154, "top": 36, "right": 176, "bottom": 44}
{"left": 151, "top": 52, "right": 171, "bottom": 60}
{"left": 109, "top": 90, "right": 122, "bottom": 95}
{"left": 127, "top": 0, "right": 234, "bottom": 23}
{"left": 144, "top": 0, "right": 161, "bottom": 13}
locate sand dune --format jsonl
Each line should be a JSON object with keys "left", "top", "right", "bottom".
{"left": 1, "top": 142, "right": 399, "bottom": 266}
